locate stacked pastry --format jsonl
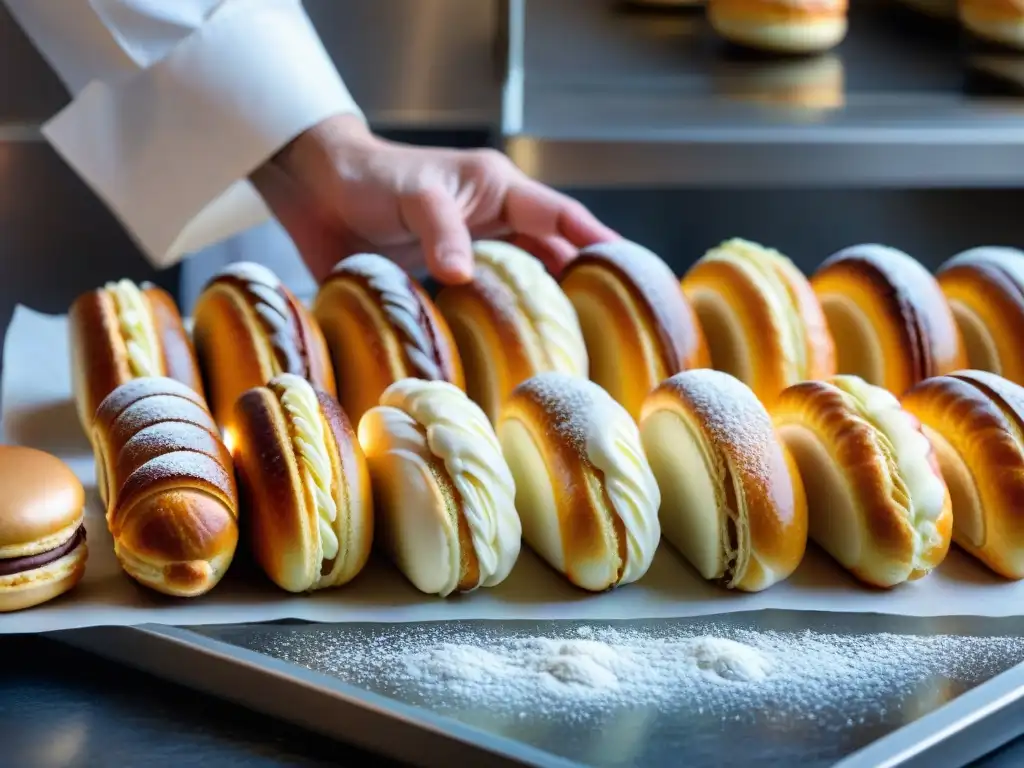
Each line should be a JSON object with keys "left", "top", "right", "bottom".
{"left": 561, "top": 239, "right": 709, "bottom": 419}
{"left": 707, "top": 0, "right": 849, "bottom": 54}
{"left": 682, "top": 238, "right": 835, "bottom": 406}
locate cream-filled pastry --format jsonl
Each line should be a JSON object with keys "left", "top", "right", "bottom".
{"left": 707, "top": 0, "right": 850, "bottom": 54}
{"left": 773, "top": 375, "right": 953, "bottom": 587}
{"left": 960, "top": 0, "right": 1024, "bottom": 49}
{"left": 812, "top": 244, "right": 966, "bottom": 396}
{"left": 683, "top": 238, "right": 835, "bottom": 407}
{"left": 640, "top": 370, "right": 807, "bottom": 591}
{"left": 436, "top": 240, "right": 588, "bottom": 422}
{"left": 561, "top": 239, "right": 709, "bottom": 420}
{"left": 497, "top": 372, "right": 662, "bottom": 592}
{"left": 358, "top": 379, "right": 520, "bottom": 597}
{"left": 903, "top": 370, "right": 1024, "bottom": 579}
{"left": 69, "top": 279, "right": 204, "bottom": 434}
{"left": 937, "top": 247, "right": 1024, "bottom": 386}
{"left": 232, "top": 374, "right": 373, "bottom": 592}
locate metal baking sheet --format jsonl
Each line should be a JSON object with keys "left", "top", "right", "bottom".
{"left": 55, "top": 612, "right": 1024, "bottom": 767}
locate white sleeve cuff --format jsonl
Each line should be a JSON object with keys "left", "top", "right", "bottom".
{"left": 41, "top": 0, "right": 363, "bottom": 269}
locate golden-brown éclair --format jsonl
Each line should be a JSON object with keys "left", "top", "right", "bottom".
{"left": 683, "top": 238, "right": 835, "bottom": 407}
{"left": 811, "top": 244, "right": 967, "bottom": 396}
{"left": 707, "top": 0, "right": 849, "bottom": 54}
{"left": 773, "top": 375, "right": 953, "bottom": 587}
{"left": 497, "top": 373, "right": 662, "bottom": 592}
{"left": 959, "top": 0, "right": 1024, "bottom": 49}
{"left": 936, "top": 247, "right": 1024, "bottom": 386}
{"left": 560, "top": 239, "right": 709, "bottom": 420}
{"left": 435, "top": 240, "right": 588, "bottom": 423}
{"left": 314, "top": 254, "right": 465, "bottom": 428}
{"left": 232, "top": 374, "right": 373, "bottom": 592}
{"left": 192, "top": 262, "right": 336, "bottom": 431}
{"left": 903, "top": 370, "right": 1024, "bottom": 579}
{"left": 69, "top": 279, "right": 203, "bottom": 434}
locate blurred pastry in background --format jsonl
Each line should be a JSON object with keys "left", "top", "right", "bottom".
{"left": 626, "top": 0, "right": 704, "bottom": 5}
{"left": 898, "top": 0, "right": 958, "bottom": 18}
{"left": 811, "top": 244, "right": 967, "bottom": 396}
{"left": 314, "top": 254, "right": 464, "bottom": 428}
{"left": 498, "top": 373, "right": 661, "bottom": 592}
{"left": 713, "top": 53, "right": 845, "bottom": 110}
{"left": 707, "top": 0, "right": 849, "bottom": 54}
{"left": 683, "top": 238, "right": 835, "bottom": 407}
{"left": 903, "top": 370, "right": 1024, "bottom": 580}
{"left": 640, "top": 370, "right": 807, "bottom": 592}
{"left": 937, "top": 247, "right": 1024, "bottom": 385}
{"left": 436, "top": 241, "right": 588, "bottom": 423}
{"left": 561, "top": 239, "right": 709, "bottom": 419}
{"left": 960, "top": 0, "right": 1024, "bottom": 49}
{"left": 773, "top": 375, "right": 953, "bottom": 587}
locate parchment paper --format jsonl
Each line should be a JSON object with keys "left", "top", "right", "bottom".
{"left": 2, "top": 306, "right": 1022, "bottom": 634}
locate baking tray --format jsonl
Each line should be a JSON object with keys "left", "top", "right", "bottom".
{"left": 54, "top": 612, "right": 1024, "bottom": 767}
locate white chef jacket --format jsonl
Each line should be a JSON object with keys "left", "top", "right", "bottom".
{"left": 4, "top": 0, "right": 363, "bottom": 276}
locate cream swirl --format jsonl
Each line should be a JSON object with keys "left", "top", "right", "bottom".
{"left": 701, "top": 238, "right": 806, "bottom": 383}
{"left": 473, "top": 240, "right": 589, "bottom": 376}
{"left": 831, "top": 375, "right": 947, "bottom": 566}
{"left": 379, "top": 378, "right": 521, "bottom": 588}
{"left": 275, "top": 374, "right": 339, "bottom": 562}
{"left": 105, "top": 279, "right": 162, "bottom": 377}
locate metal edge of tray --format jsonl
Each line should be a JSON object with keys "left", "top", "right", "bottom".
{"left": 52, "top": 624, "right": 582, "bottom": 768}
{"left": 53, "top": 621, "right": 1024, "bottom": 768}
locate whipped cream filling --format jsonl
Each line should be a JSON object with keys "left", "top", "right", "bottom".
{"left": 275, "top": 374, "right": 339, "bottom": 563}
{"left": 105, "top": 279, "right": 162, "bottom": 377}
{"left": 473, "top": 240, "right": 589, "bottom": 376}
{"left": 701, "top": 238, "right": 806, "bottom": 383}
{"left": 379, "top": 378, "right": 521, "bottom": 588}
{"left": 831, "top": 375, "right": 947, "bottom": 566}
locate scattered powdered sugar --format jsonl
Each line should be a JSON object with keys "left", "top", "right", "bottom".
{"left": 113, "top": 395, "right": 217, "bottom": 438}
{"left": 516, "top": 372, "right": 625, "bottom": 456}
{"left": 249, "top": 622, "right": 1024, "bottom": 725}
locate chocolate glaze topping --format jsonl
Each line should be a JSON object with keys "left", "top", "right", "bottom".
{"left": 0, "top": 525, "right": 86, "bottom": 577}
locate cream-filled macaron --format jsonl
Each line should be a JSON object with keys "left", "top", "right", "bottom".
{"left": 497, "top": 372, "right": 662, "bottom": 592}
{"left": 773, "top": 375, "right": 953, "bottom": 587}
{"left": 358, "top": 379, "right": 521, "bottom": 597}
{"left": 0, "top": 447, "right": 88, "bottom": 612}
{"left": 640, "top": 370, "right": 807, "bottom": 591}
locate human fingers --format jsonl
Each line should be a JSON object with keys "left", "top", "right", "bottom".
{"left": 503, "top": 179, "right": 618, "bottom": 248}
{"left": 399, "top": 187, "right": 474, "bottom": 284}
{"left": 506, "top": 234, "right": 578, "bottom": 277}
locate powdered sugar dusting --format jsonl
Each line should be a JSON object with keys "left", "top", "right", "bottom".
{"left": 119, "top": 450, "right": 235, "bottom": 509}
{"left": 95, "top": 377, "right": 203, "bottom": 428}
{"left": 514, "top": 372, "right": 622, "bottom": 457}
{"left": 113, "top": 395, "right": 218, "bottom": 439}
{"left": 118, "top": 422, "right": 224, "bottom": 468}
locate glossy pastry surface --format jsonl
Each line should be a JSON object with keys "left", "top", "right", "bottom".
{"left": 0, "top": 447, "right": 87, "bottom": 612}
{"left": 192, "top": 262, "right": 336, "bottom": 429}
{"left": 69, "top": 279, "right": 203, "bottom": 434}
{"left": 358, "top": 379, "right": 520, "bottom": 597}
{"left": 937, "top": 247, "right": 1024, "bottom": 386}
{"left": 773, "top": 375, "right": 952, "bottom": 587}
{"left": 708, "top": 0, "right": 849, "bottom": 54}
{"left": 314, "top": 254, "right": 465, "bottom": 428}
{"left": 232, "top": 374, "right": 373, "bottom": 592}
{"left": 560, "top": 239, "right": 709, "bottom": 419}
{"left": 436, "top": 240, "right": 588, "bottom": 423}
{"left": 640, "top": 369, "right": 807, "bottom": 591}
{"left": 960, "top": 0, "right": 1024, "bottom": 49}
{"left": 812, "top": 244, "right": 966, "bottom": 396}
{"left": 683, "top": 237, "right": 835, "bottom": 406}
{"left": 903, "top": 370, "right": 1024, "bottom": 579}
{"left": 92, "top": 377, "right": 238, "bottom": 597}
{"left": 497, "top": 372, "right": 662, "bottom": 592}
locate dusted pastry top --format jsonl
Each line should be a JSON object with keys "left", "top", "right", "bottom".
{"left": 0, "top": 525, "right": 85, "bottom": 577}
{"left": 514, "top": 372, "right": 662, "bottom": 583}
{"left": 331, "top": 254, "right": 447, "bottom": 380}
{"left": 214, "top": 262, "right": 308, "bottom": 377}
{"left": 105, "top": 279, "right": 162, "bottom": 378}
{"left": 271, "top": 374, "right": 338, "bottom": 564}
{"left": 942, "top": 246, "right": 1024, "bottom": 288}
{"left": 472, "top": 241, "right": 588, "bottom": 376}
{"left": 699, "top": 238, "right": 807, "bottom": 382}
{"left": 830, "top": 375, "right": 947, "bottom": 565}
{"left": 378, "top": 378, "right": 521, "bottom": 590}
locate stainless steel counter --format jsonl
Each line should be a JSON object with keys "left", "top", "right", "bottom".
{"left": 501, "top": 0, "right": 1024, "bottom": 186}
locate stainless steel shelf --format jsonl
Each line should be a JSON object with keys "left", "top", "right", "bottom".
{"left": 501, "top": 0, "right": 1024, "bottom": 187}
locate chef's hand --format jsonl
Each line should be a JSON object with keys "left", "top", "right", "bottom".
{"left": 251, "top": 114, "right": 617, "bottom": 284}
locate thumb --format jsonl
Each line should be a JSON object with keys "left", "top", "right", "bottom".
{"left": 399, "top": 188, "right": 474, "bottom": 284}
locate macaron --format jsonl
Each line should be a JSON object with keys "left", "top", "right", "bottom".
{"left": 0, "top": 446, "right": 88, "bottom": 612}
